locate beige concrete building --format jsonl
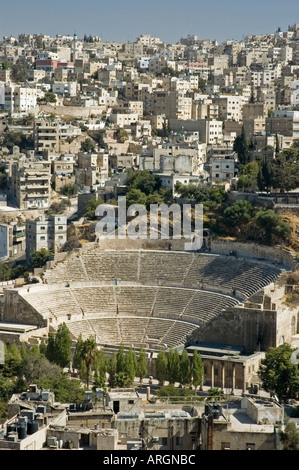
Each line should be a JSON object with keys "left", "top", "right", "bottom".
{"left": 10, "top": 160, "right": 51, "bottom": 210}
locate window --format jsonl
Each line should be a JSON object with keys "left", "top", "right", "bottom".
{"left": 176, "top": 437, "right": 183, "bottom": 446}
{"left": 128, "top": 400, "right": 134, "bottom": 405}
{"left": 246, "top": 443, "right": 255, "bottom": 450}
{"left": 221, "top": 442, "right": 230, "bottom": 450}
{"left": 159, "top": 437, "right": 167, "bottom": 446}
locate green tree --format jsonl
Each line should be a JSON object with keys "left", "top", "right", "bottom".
{"left": 43, "top": 91, "right": 57, "bottom": 104}
{"left": 46, "top": 332, "right": 56, "bottom": 363}
{"left": 0, "top": 129, "right": 34, "bottom": 152}
{"left": 136, "top": 348, "right": 148, "bottom": 384}
{"left": 53, "top": 323, "right": 72, "bottom": 368}
{"left": 155, "top": 350, "right": 168, "bottom": 385}
{"left": 84, "top": 195, "right": 104, "bottom": 219}
{"left": 280, "top": 419, "right": 299, "bottom": 450}
{"left": 233, "top": 126, "right": 249, "bottom": 165}
{"left": 223, "top": 200, "right": 254, "bottom": 226}
{"left": 167, "top": 349, "right": 180, "bottom": 384}
{"left": 191, "top": 350, "right": 204, "bottom": 391}
{"left": 1, "top": 61, "right": 10, "bottom": 70}
{"left": 114, "top": 128, "right": 129, "bottom": 143}
{"left": 0, "top": 262, "right": 13, "bottom": 282}
{"left": 93, "top": 349, "right": 108, "bottom": 388}
{"left": 125, "top": 347, "right": 137, "bottom": 386}
{"left": 31, "top": 248, "right": 54, "bottom": 268}
{"left": 73, "top": 334, "right": 84, "bottom": 371}
{"left": 108, "top": 352, "right": 117, "bottom": 387}
{"left": 0, "top": 343, "right": 22, "bottom": 377}
{"left": 20, "top": 349, "right": 62, "bottom": 384}
{"left": 115, "top": 371, "right": 130, "bottom": 387}
{"left": 81, "top": 137, "right": 96, "bottom": 153}
{"left": 179, "top": 350, "right": 191, "bottom": 386}
{"left": 81, "top": 336, "right": 99, "bottom": 388}
{"left": 11, "top": 59, "right": 28, "bottom": 82}
{"left": 116, "top": 344, "right": 126, "bottom": 374}
{"left": 126, "top": 169, "right": 161, "bottom": 196}
{"left": 255, "top": 209, "right": 291, "bottom": 244}
{"left": 258, "top": 343, "right": 299, "bottom": 400}
{"left": 60, "top": 183, "right": 78, "bottom": 197}
{"left": 37, "top": 373, "right": 85, "bottom": 404}
{"left": 39, "top": 338, "right": 47, "bottom": 356}
{"left": 126, "top": 188, "right": 148, "bottom": 207}
{"left": 257, "top": 159, "right": 272, "bottom": 193}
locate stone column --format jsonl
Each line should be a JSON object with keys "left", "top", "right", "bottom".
{"left": 231, "top": 362, "right": 235, "bottom": 395}
{"left": 221, "top": 362, "right": 225, "bottom": 391}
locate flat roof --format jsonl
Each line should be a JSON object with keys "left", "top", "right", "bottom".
{"left": 0, "top": 322, "right": 37, "bottom": 333}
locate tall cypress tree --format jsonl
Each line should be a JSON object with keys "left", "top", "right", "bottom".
{"left": 54, "top": 323, "right": 72, "bottom": 368}
{"left": 116, "top": 344, "right": 126, "bottom": 374}
{"left": 156, "top": 350, "right": 168, "bottom": 385}
{"left": 137, "top": 347, "right": 148, "bottom": 384}
{"left": 46, "top": 332, "right": 56, "bottom": 363}
{"left": 125, "top": 347, "right": 137, "bottom": 386}
{"left": 180, "top": 350, "right": 191, "bottom": 387}
{"left": 191, "top": 350, "right": 204, "bottom": 391}
{"left": 167, "top": 349, "right": 180, "bottom": 385}
{"left": 233, "top": 126, "right": 249, "bottom": 165}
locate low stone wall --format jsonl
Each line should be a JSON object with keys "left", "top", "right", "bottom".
{"left": 227, "top": 191, "right": 274, "bottom": 208}
{"left": 210, "top": 239, "right": 296, "bottom": 270}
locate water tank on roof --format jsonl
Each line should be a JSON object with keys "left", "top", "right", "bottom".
{"left": 6, "top": 424, "right": 17, "bottom": 434}
{"left": 17, "top": 421, "right": 27, "bottom": 440}
{"left": 41, "top": 390, "right": 51, "bottom": 401}
{"left": 36, "top": 405, "right": 47, "bottom": 415}
{"left": 27, "top": 420, "right": 39, "bottom": 435}
{"left": 20, "top": 410, "right": 35, "bottom": 421}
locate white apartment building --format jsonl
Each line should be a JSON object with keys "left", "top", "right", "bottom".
{"left": 199, "top": 119, "right": 223, "bottom": 145}
{"left": 0, "top": 84, "right": 37, "bottom": 113}
{"left": 26, "top": 215, "right": 67, "bottom": 262}
{"left": 109, "top": 112, "right": 139, "bottom": 127}
{"left": 52, "top": 82, "right": 78, "bottom": 96}
{"left": 215, "top": 94, "right": 243, "bottom": 121}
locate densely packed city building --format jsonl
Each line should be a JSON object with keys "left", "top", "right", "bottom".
{"left": 0, "top": 25, "right": 299, "bottom": 452}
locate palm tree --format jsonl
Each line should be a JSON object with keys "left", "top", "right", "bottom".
{"left": 81, "top": 336, "right": 99, "bottom": 388}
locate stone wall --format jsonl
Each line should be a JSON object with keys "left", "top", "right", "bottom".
{"left": 39, "top": 104, "right": 105, "bottom": 119}
{"left": 210, "top": 239, "right": 297, "bottom": 270}
{"left": 1, "top": 289, "right": 46, "bottom": 327}
{"left": 227, "top": 191, "right": 275, "bottom": 208}
{"left": 188, "top": 305, "right": 278, "bottom": 353}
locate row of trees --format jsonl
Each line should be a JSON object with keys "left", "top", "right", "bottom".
{"left": 155, "top": 349, "right": 204, "bottom": 389}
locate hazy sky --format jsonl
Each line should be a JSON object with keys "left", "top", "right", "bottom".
{"left": 0, "top": 0, "right": 298, "bottom": 44}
